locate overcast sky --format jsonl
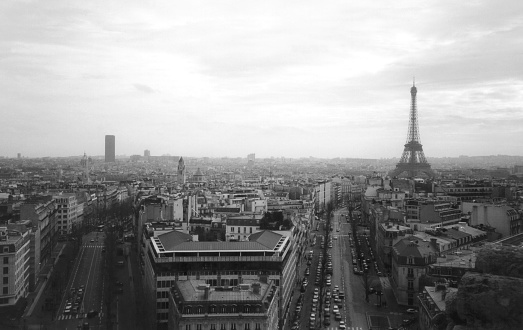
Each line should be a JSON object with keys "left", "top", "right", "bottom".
{"left": 1, "top": 0, "right": 522, "bottom": 159}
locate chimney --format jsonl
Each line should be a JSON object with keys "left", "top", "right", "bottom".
{"left": 204, "top": 285, "right": 210, "bottom": 300}
{"left": 252, "top": 282, "right": 261, "bottom": 294}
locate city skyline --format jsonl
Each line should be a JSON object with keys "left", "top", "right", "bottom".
{"left": 1, "top": 1, "right": 522, "bottom": 159}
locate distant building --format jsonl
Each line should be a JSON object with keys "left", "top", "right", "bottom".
{"left": 177, "top": 157, "right": 186, "bottom": 185}
{"left": 462, "top": 202, "right": 522, "bottom": 238}
{"left": 144, "top": 149, "right": 151, "bottom": 157}
{"left": 105, "top": 135, "right": 115, "bottom": 162}
{"left": 247, "top": 153, "right": 255, "bottom": 168}
{"left": 226, "top": 214, "right": 263, "bottom": 241}
{"left": 53, "top": 194, "right": 79, "bottom": 235}
{"left": 405, "top": 198, "right": 463, "bottom": 231}
{"left": 168, "top": 280, "right": 279, "bottom": 330}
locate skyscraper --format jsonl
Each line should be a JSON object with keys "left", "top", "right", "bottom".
{"left": 105, "top": 135, "right": 115, "bottom": 162}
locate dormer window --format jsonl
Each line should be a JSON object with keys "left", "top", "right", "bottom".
{"left": 407, "top": 256, "right": 414, "bottom": 265}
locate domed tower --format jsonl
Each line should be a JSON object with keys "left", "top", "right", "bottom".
{"left": 177, "top": 157, "right": 186, "bottom": 185}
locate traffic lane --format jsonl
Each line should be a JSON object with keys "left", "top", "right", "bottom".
{"left": 328, "top": 233, "right": 347, "bottom": 326}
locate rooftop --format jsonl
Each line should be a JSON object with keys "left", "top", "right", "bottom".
{"left": 175, "top": 279, "right": 271, "bottom": 302}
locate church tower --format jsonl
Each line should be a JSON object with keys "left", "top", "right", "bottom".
{"left": 177, "top": 157, "right": 186, "bottom": 185}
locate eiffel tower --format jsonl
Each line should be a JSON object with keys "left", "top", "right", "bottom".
{"left": 390, "top": 82, "right": 435, "bottom": 178}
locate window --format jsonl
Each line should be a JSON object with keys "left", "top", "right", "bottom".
{"left": 220, "top": 325, "right": 226, "bottom": 330}
{"left": 244, "top": 324, "right": 250, "bottom": 330}
{"left": 210, "top": 325, "right": 216, "bottom": 330}
{"left": 231, "top": 324, "right": 237, "bottom": 330}
{"left": 244, "top": 227, "right": 246, "bottom": 233}
{"left": 186, "top": 325, "right": 191, "bottom": 330}
{"left": 255, "top": 324, "right": 261, "bottom": 330}
{"left": 3, "top": 277, "right": 8, "bottom": 285}
{"left": 250, "top": 227, "right": 253, "bottom": 234}
{"left": 407, "top": 268, "right": 414, "bottom": 277}
{"left": 196, "top": 325, "right": 202, "bottom": 330}
{"left": 407, "top": 256, "right": 414, "bottom": 265}
{"left": 408, "top": 280, "right": 414, "bottom": 290}
{"left": 2, "top": 287, "right": 7, "bottom": 294}
{"left": 3, "top": 267, "right": 7, "bottom": 275}
{"left": 230, "top": 227, "right": 234, "bottom": 233}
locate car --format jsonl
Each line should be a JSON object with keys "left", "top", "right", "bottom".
{"left": 339, "top": 321, "right": 346, "bottom": 329}
{"left": 333, "top": 305, "right": 339, "bottom": 314}
{"left": 407, "top": 308, "right": 418, "bottom": 314}
{"left": 339, "top": 291, "right": 345, "bottom": 299}
{"left": 335, "top": 312, "right": 342, "bottom": 321}
{"left": 323, "top": 318, "right": 331, "bottom": 326}
{"left": 114, "top": 287, "right": 123, "bottom": 294}
{"left": 334, "top": 298, "right": 342, "bottom": 305}
{"left": 326, "top": 280, "right": 331, "bottom": 286}
{"left": 90, "top": 239, "right": 94, "bottom": 243}
{"left": 87, "top": 310, "right": 98, "bottom": 318}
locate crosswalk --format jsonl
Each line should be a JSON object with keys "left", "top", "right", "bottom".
{"left": 84, "top": 245, "right": 103, "bottom": 248}
{"left": 57, "top": 312, "right": 103, "bottom": 321}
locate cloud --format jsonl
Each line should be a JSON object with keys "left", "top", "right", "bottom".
{"left": 133, "top": 83, "right": 154, "bottom": 94}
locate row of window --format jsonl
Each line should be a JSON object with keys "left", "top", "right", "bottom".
{"left": 182, "top": 304, "right": 263, "bottom": 315}
{"left": 185, "top": 323, "right": 262, "bottom": 330}
{"left": 229, "top": 227, "right": 254, "bottom": 234}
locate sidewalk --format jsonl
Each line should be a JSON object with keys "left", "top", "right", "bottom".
{"left": 23, "top": 243, "right": 67, "bottom": 318}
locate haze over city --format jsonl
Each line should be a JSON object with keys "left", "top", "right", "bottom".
{"left": 1, "top": 0, "right": 522, "bottom": 159}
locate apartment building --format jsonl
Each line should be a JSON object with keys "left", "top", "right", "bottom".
{"left": 391, "top": 238, "right": 438, "bottom": 306}
{"left": 19, "top": 197, "right": 58, "bottom": 290}
{"left": 141, "top": 228, "right": 296, "bottom": 329}
{"left": 53, "top": 193, "right": 79, "bottom": 235}
{"left": 0, "top": 223, "right": 31, "bottom": 306}
{"left": 226, "top": 214, "right": 263, "bottom": 242}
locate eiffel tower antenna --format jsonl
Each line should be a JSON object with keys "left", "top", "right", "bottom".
{"left": 389, "top": 82, "right": 434, "bottom": 178}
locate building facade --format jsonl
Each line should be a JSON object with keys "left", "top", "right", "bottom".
{"left": 0, "top": 224, "right": 31, "bottom": 306}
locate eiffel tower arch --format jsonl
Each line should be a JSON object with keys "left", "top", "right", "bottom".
{"left": 389, "top": 82, "right": 435, "bottom": 178}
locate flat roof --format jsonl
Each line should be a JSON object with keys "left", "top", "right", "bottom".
{"left": 176, "top": 280, "right": 271, "bottom": 302}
